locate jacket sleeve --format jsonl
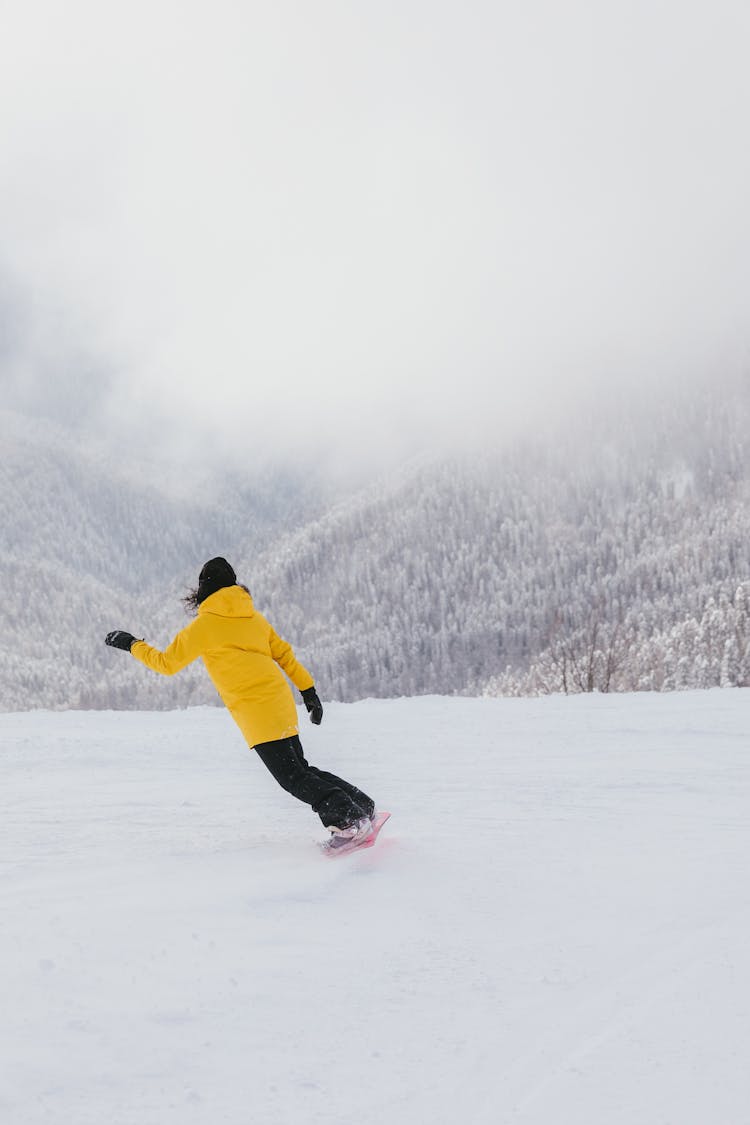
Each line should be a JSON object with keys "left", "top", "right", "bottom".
{"left": 268, "top": 627, "right": 315, "bottom": 692}
{"left": 130, "top": 620, "right": 205, "bottom": 677}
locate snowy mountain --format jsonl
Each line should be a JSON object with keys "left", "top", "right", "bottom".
{"left": 245, "top": 380, "right": 750, "bottom": 700}
{"left": 0, "top": 410, "right": 325, "bottom": 710}
{"left": 3, "top": 691, "right": 749, "bottom": 1124}
{"left": 2, "top": 377, "right": 750, "bottom": 710}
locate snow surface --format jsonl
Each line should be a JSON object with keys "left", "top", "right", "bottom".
{"left": 2, "top": 692, "right": 749, "bottom": 1125}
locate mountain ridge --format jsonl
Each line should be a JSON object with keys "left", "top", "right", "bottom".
{"left": 2, "top": 378, "right": 749, "bottom": 709}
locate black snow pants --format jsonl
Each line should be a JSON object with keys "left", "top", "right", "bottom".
{"left": 254, "top": 734, "right": 374, "bottom": 830}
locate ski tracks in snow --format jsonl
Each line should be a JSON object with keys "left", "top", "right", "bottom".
{"left": 454, "top": 921, "right": 748, "bottom": 1125}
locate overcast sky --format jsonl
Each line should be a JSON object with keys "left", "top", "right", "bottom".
{"left": 1, "top": 0, "right": 749, "bottom": 471}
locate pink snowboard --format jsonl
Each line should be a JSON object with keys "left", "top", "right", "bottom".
{"left": 321, "top": 811, "right": 392, "bottom": 858}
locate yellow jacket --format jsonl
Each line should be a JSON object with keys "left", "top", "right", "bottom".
{"left": 130, "top": 586, "right": 314, "bottom": 746}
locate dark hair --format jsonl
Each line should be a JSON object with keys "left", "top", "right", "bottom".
{"left": 181, "top": 557, "right": 248, "bottom": 615}
{"left": 182, "top": 586, "right": 202, "bottom": 614}
{"left": 182, "top": 580, "right": 251, "bottom": 615}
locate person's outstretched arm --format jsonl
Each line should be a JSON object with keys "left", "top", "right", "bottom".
{"left": 105, "top": 619, "right": 204, "bottom": 676}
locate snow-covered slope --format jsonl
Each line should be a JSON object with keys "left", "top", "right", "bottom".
{"left": 2, "top": 691, "right": 748, "bottom": 1124}
{"left": 0, "top": 408, "right": 325, "bottom": 711}
{"left": 5, "top": 378, "right": 750, "bottom": 711}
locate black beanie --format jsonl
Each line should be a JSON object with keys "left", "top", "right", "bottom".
{"left": 197, "top": 557, "right": 237, "bottom": 604}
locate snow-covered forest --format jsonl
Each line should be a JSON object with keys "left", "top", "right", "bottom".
{"left": 1, "top": 377, "right": 749, "bottom": 710}
{"left": 239, "top": 378, "right": 750, "bottom": 700}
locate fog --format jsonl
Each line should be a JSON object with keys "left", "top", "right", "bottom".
{"left": 2, "top": 0, "right": 749, "bottom": 473}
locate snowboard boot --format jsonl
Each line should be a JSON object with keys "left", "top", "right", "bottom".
{"left": 323, "top": 815, "right": 373, "bottom": 854}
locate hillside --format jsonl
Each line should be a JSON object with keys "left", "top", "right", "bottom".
{"left": 244, "top": 381, "right": 750, "bottom": 699}
{"left": 0, "top": 410, "right": 323, "bottom": 710}
{"left": 2, "top": 378, "right": 750, "bottom": 710}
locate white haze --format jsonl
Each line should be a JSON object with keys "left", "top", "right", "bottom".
{"left": 1, "top": 0, "right": 749, "bottom": 470}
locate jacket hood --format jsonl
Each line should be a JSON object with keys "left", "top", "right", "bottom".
{"left": 198, "top": 585, "right": 255, "bottom": 619}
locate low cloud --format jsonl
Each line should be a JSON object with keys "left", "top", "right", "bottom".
{"left": 2, "top": 0, "right": 749, "bottom": 471}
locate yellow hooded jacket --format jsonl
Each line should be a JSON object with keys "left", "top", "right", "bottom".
{"left": 130, "top": 586, "right": 314, "bottom": 747}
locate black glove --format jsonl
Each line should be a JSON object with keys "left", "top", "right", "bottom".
{"left": 105, "top": 630, "right": 139, "bottom": 652}
{"left": 301, "top": 686, "right": 323, "bottom": 725}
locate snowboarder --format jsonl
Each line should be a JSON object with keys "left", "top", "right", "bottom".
{"left": 105, "top": 557, "right": 377, "bottom": 852}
